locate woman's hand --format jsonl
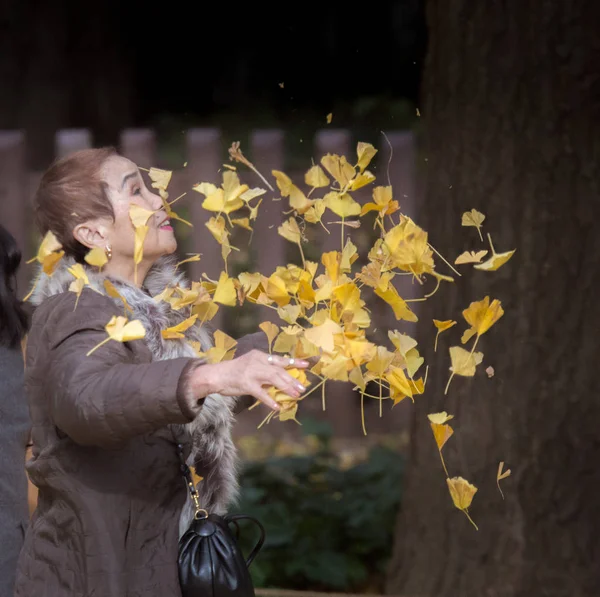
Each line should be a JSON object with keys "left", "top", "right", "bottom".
{"left": 191, "top": 350, "right": 310, "bottom": 411}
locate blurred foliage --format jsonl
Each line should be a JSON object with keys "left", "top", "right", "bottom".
{"left": 232, "top": 419, "right": 404, "bottom": 593}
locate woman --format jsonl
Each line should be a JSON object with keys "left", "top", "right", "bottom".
{"left": 0, "top": 225, "right": 30, "bottom": 597}
{"left": 14, "top": 147, "right": 308, "bottom": 597}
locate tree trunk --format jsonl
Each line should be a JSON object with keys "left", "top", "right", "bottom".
{"left": 386, "top": 2, "right": 600, "bottom": 596}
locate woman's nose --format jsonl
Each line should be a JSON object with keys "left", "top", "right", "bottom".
{"left": 149, "top": 191, "right": 163, "bottom": 210}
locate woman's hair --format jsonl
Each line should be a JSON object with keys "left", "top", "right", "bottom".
{"left": 0, "top": 225, "right": 29, "bottom": 348}
{"left": 34, "top": 147, "right": 118, "bottom": 263}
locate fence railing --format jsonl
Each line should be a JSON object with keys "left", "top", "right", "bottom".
{"left": 0, "top": 127, "right": 419, "bottom": 438}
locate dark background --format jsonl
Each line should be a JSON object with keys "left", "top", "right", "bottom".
{"left": 0, "top": 0, "right": 424, "bottom": 166}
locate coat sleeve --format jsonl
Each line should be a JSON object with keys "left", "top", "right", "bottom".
{"left": 43, "top": 291, "right": 198, "bottom": 448}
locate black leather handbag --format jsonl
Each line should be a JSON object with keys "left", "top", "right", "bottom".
{"left": 175, "top": 442, "right": 266, "bottom": 597}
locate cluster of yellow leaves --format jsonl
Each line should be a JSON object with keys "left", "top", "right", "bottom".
{"left": 25, "top": 139, "right": 517, "bottom": 530}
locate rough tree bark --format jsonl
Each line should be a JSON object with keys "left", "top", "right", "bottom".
{"left": 386, "top": 2, "right": 600, "bottom": 597}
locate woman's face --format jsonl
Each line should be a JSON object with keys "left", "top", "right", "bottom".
{"left": 100, "top": 155, "right": 177, "bottom": 263}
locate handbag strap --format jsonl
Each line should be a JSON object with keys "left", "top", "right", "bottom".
{"left": 225, "top": 514, "right": 266, "bottom": 568}
{"left": 174, "top": 436, "right": 208, "bottom": 520}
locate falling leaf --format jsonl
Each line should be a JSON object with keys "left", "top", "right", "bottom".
{"left": 304, "top": 318, "right": 343, "bottom": 353}
{"left": 320, "top": 155, "right": 355, "bottom": 188}
{"left": 67, "top": 263, "right": 90, "bottom": 308}
{"left": 27, "top": 230, "right": 62, "bottom": 265}
{"left": 448, "top": 346, "right": 484, "bottom": 377}
{"left": 104, "top": 280, "right": 132, "bottom": 314}
{"left": 461, "top": 296, "right": 504, "bottom": 344}
{"left": 428, "top": 411, "right": 454, "bottom": 476}
{"left": 375, "top": 284, "right": 418, "bottom": 322}
{"left": 213, "top": 272, "right": 237, "bottom": 306}
{"left": 461, "top": 209, "right": 486, "bottom": 241}
{"left": 497, "top": 462, "right": 511, "bottom": 499}
{"left": 455, "top": 250, "right": 488, "bottom": 265}
{"left": 87, "top": 316, "right": 146, "bottom": 356}
{"left": 232, "top": 217, "right": 253, "bottom": 231}
{"left": 324, "top": 192, "right": 362, "bottom": 218}
{"left": 198, "top": 330, "right": 237, "bottom": 363}
{"left": 148, "top": 167, "right": 173, "bottom": 197}
{"left": 162, "top": 314, "right": 199, "bottom": 339}
{"left": 259, "top": 321, "right": 279, "bottom": 352}
{"left": 176, "top": 254, "right": 202, "bottom": 268}
{"left": 279, "top": 82, "right": 284, "bottom": 88}
{"left": 278, "top": 217, "right": 302, "bottom": 244}
{"left": 486, "top": 366, "right": 495, "bottom": 378}
{"left": 85, "top": 247, "right": 108, "bottom": 269}
{"left": 446, "top": 477, "right": 478, "bottom": 530}
{"left": 304, "top": 165, "right": 330, "bottom": 188}
{"left": 474, "top": 233, "right": 516, "bottom": 271}
{"left": 433, "top": 319, "right": 457, "bottom": 352}
{"left": 356, "top": 142, "right": 378, "bottom": 172}
{"left": 416, "top": 108, "right": 421, "bottom": 117}
{"left": 326, "top": 113, "right": 333, "bottom": 124}
{"left": 428, "top": 412, "right": 454, "bottom": 425}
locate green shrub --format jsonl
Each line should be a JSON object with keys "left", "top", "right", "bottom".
{"left": 232, "top": 420, "right": 404, "bottom": 592}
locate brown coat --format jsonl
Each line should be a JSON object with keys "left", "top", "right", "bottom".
{"left": 14, "top": 272, "right": 263, "bottom": 596}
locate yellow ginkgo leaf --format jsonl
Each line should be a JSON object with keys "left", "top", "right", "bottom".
{"left": 433, "top": 319, "right": 457, "bottom": 352}
{"left": 349, "top": 171, "right": 376, "bottom": 191}
{"left": 428, "top": 412, "right": 454, "bottom": 476}
{"left": 277, "top": 304, "right": 301, "bottom": 324}
{"left": 27, "top": 230, "right": 62, "bottom": 264}
{"left": 259, "top": 321, "right": 279, "bottom": 352}
{"left": 84, "top": 247, "right": 108, "bottom": 269}
{"left": 304, "top": 199, "right": 326, "bottom": 224}
{"left": 161, "top": 314, "right": 199, "bottom": 339}
{"left": 474, "top": 233, "right": 516, "bottom": 271}
{"left": 448, "top": 346, "right": 484, "bottom": 377}
{"left": 87, "top": 316, "right": 146, "bottom": 356}
{"left": 278, "top": 217, "right": 302, "bottom": 244}
{"left": 240, "top": 188, "right": 267, "bottom": 203}
{"left": 129, "top": 204, "right": 154, "bottom": 228}
{"left": 427, "top": 411, "right": 454, "bottom": 425}
{"left": 461, "top": 209, "right": 485, "bottom": 241}
{"left": 148, "top": 167, "right": 172, "bottom": 195}
{"left": 497, "top": 461, "right": 511, "bottom": 500}
{"left": 366, "top": 346, "right": 395, "bottom": 378}
{"left": 104, "top": 280, "right": 132, "bottom": 314}
{"left": 430, "top": 420, "right": 453, "bottom": 447}
{"left": 447, "top": 477, "right": 478, "bottom": 530}
{"left": 67, "top": 263, "right": 90, "bottom": 308}
{"left": 375, "top": 285, "right": 418, "bottom": 322}
{"left": 176, "top": 254, "right": 202, "bottom": 269}
{"left": 321, "top": 353, "right": 351, "bottom": 381}
{"left": 455, "top": 250, "right": 488, "bottom": 265}
{"left": 320, "top": 154, "right": 355, "bottom": 188}
{"left": 304, "top": 318, "right": 343, "bottom": 353}
{"left": 326, "top": 113, "right": 333, "bottom": 124}
{"left": 324, "top": 192, "right": 361, "bottom": 218}
{"left": 385, "top": 367, "right": 413, "bottom": 403}
{"left": 349, "top": 366, "right": 366, "bottom": 392}
{"left": 356, "top": 142, "right": 377, "bottom": 172}
{"left": 273, "top": 330, "right": 298, "bottom": 354}
{"left": 42, "top": 251, "right": 65, "bottom": 276}
{"left": 231, "top": 217, "right": 253, "bottom": 231}
{"left": 192, "top": 301, "right": 219, "bottom": 322}
{"left": 213, "top": 272, "right": 237, "bottom": 306}
{"left": 199, "top": 330, "right": 238, "bottom": 363}
{"left": 304, "top": 165, "right": 330, "bottom": 188}
{"left": 474, "top": 249, "right": 515, "bottom": 271}
{"left": 265, "top": 274, "right": 291, "bottom": 307}
{"left": 461, "top": 296, "right": 504, "bottom": 344}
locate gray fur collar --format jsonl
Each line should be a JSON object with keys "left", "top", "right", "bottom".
{"left": 30, "top": 254, "right": 239, "bottom": 535}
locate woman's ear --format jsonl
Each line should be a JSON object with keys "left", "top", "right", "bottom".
{"left": 72, "top": 220, "right": 109, "bottom": 250}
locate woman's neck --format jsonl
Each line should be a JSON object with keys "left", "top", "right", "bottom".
{"left": 101, "top": 258, "right": 153, "bottom": 288}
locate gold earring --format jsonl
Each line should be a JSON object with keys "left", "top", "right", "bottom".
{"left": 105, "top": 245, "right": 112, "bottom": 260}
